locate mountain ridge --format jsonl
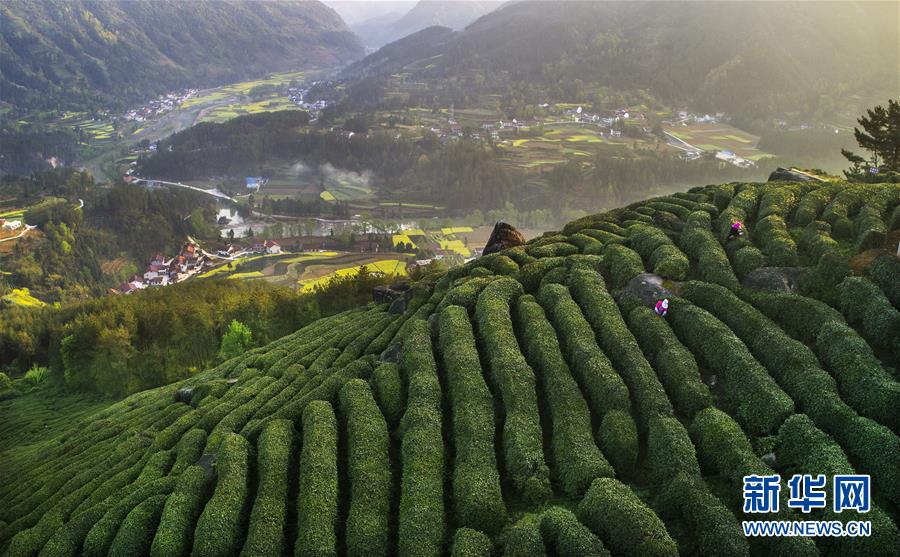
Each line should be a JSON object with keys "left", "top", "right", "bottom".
{"left": 342, "top": 1, "right": 898, "bottom": 120}
{"left": 0, "top": 0, "right": 363, "bottom": 112}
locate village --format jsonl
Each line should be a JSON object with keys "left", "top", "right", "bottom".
{"left": 114, "top": 221, "right": 502, "bottom": 294}
{"left": 123, "top": 89, "right": 199, "bottom": 123}
{"left": 423, "top": 103, "right": 763, "bottom": 168}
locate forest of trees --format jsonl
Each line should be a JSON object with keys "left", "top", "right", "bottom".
{"left": 0, "top": 169, "right": 219, "bottom": 302}
{"left": 0, "top": 264, "right": 400, "bottom": 398}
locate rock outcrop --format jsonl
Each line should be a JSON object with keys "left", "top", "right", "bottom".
{"left": 742, "top": 266, "right": 804, "bottom": 292}
{"left": 482, "top": 221, "right": 526, "bottom": 256}
{"left": 768, "top": 167, "right": 823, "bottom": 183}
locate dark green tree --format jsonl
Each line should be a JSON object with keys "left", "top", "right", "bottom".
{"left": 842, "top": 100, "right": 900, "bottom": 179}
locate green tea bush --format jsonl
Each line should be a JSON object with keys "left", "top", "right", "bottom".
{"left": 757, "top": 184, "right": 804, "bottom": 220}
{"left": 599, "top": 243, "right": 645, "bottom": 288}
{"left": 567, "top": 233, "right": 603, "bottom": 254}
{"left": 794, "top": 184, "right": 838, "bottom": 226}
{"left": 469, "top": 253, "right": 520, "bottom": 276}
{"left": 740, "top": 289, "right": 842, "bottom": 343}
{"left": 536, "top": 284, "right": 631, "bottom": 419}
{"left": 656, "top": 473, "right": 749, "bottom": 557}
{"left": 150, "top": 466, "right": 211, "bottom": 557}
{"left": 777, "top": 414, "right": 900, "bottom": 556}
{"left": 798, "top": 250, "right": 852, "bottom": 305}
{"left": 568, "top": 266, "right": 673, "bottom": 426}
{"left": 577, "top": 477, "right": 677, "bottom": 557}
{"left": 450, "top": 528, "right": 493, "bottom": 557}
{"left": 854, "top": 204, "right": 888, "bottom": 250}
{"left": 688, "top": 407, "right": 766, "bottom": 482}
{"left": 797, "top": 220, "right": 837, "bottom": 263}
{"left": 37, "top": 501, "right": 112, "bottom": 557}
{"left": 136, "top": 450, "right": 175, "bottom": 482}
{"left": 596, "top": 409, "right": 638, "bottom": 477}
{"left": 821, "top": 186, "right": 863, "bottom": 226}
{"left": 107, "top": 494, "right": 167, "bottom": 557}
{"left": 755, "top": 214, "right": 799, "bottom": 266}
{"left": 680, "top": 212, "right": 740, "bottom": 290}
{"left": 339, "top": 380, "right": 392, "bottom": 557}
{"left": 475, "top": 279, "right": 551, "bottom": 502}
{"left": 625, "top": 305, "right": 712, "bottom": 418}
{"left": 578, "top": 228, "right": 627, "bottom": 246}
{"left": 294, "top": 401, "right": 338, "bottom": 557}
{"left": 438, "top": 306, "right": 507, "bottom": 532}
{"left": 503, "top": 246, "right": 537, "bottom": 267}
{"left": 241, "top": 420, "right": 293, "bottom": 557}
{"left": 839, "top": 276, "right": 900, "bottom": 359}
{"left": 438, "top": 277, "right": 496, "bottom": 312}
{"left": 192, "top": 433, "right": 249, "bottom": 557}
{"left": 370, "top": 362, "right": 404, "bottom": 429}
{"left": 716, "top": 184, "right": 760, "bottom": 242}
{"left": 527, "top": 242, "right": 579, "bottom": 258}
{"left": 646, "top": 415, "right": 700, "bottom": 488}
{"left": 817, "top": 322, "right": 899, "bottom": 431}
{"left": 82, "top": 476, "right": 177, "bottom": 557}
{"left": 866, "top": 255, "right": 900, "bottom": 307}
{"left": 519, "top": 257, "right": 567, "bottom": 293}
{"left": 398, "top": 319, "right": 446, "bottom": 556}
{"left": 248, "top": 368, "right": 307, "bottom": 422}
{"left": 730, "top": 245, "right": 765, "bottom": 279}
{"left": 666, "top": 298, "right": 793, "bottom": 436}
{"left": 516, "top": 296, "right": 614, "bottom": 493}
{"left": 538, "top": 265, "right": 569, "bottom": 289}
{"left": 647, "top": 244, "right": 689, "bottom": 280}
{"left": 646, "top": 200, "right": 691, "bottom": 220}
{"left": 503, "top": 514, "right": 546, "bottom": 557}
{"left": 539, "top": 506, "right": 610, "bottom": 557}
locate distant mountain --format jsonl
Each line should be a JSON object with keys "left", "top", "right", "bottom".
{"left": 0, "top": 0, "right": 363, "bottom": 112}
{"left": 343, "top": 26, "right": 458, "bottom": 78}
{"left": 344, "top": 1, "right": 898, "bottom": 120}
{"left": 352, "top": 0, "right": 503, "bottom": 50}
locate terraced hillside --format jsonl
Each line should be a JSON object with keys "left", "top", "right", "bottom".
{"left": 2, "top": 181, "right": 899, "bottom": 556}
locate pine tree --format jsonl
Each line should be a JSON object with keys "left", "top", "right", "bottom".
{"left": 842, "top": 100, "right": 900, "bottom": 177}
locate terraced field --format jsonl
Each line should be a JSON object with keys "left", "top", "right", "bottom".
{"left": 1, "top": 181, "right": 898, "bottom": 556}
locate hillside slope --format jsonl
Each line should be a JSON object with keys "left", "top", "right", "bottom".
{"left": 2, "top": 180, "right": 900, "bottom": 556}
{"left": 0, "top": 0, "right": 363, "bottom": 112}
{"left": 343, "top": 1, "right": 898, "bottom": 120}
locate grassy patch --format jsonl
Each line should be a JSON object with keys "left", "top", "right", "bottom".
{"left": 2, "top": 288, "right": 45, "bottom": 307}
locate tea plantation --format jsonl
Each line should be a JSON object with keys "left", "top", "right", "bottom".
{"left": 1, "top": 181, "right": 899, "bottom": 556}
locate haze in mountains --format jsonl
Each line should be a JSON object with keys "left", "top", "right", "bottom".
{"left": 0, "top": 0, "right": 363, "bottom": 111}
{"left": 347, "top": 0, "right": 503, "bottom": 50}
{"left": 343, "top": 1, "right": 898, "bottom": 120}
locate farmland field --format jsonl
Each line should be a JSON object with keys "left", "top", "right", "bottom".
{"left": 297, "top": 256, "right": 411, "bottom": 291}
{"left": 1, "top": 181, "right": 898, "bottom": 557}
{"left": 663, "top": 122, "right": 772, "bottom": 159}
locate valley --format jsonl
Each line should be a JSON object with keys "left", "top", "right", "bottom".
{"left": 0, "top": 2, "right": 898, "bottom": 555}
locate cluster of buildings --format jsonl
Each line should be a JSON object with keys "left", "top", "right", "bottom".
{"left": 1, "top": 219, "right": 23, "bottom": 231}
{"left": 287, "top": 85, "right": 329, "bottom": 117}
{"left": 118, "top": 242, "right": 207, "bottom": 294}
{"left": 214, "top": 239, "right": 281, "bottom": 258}
{"left": 123, "top": 90, "right": 198, "bottom": 122}
{"left": 669, "top": 110, "right": 726, "bottom": 126}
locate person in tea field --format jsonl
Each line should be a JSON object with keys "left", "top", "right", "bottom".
{"left": 727, "top": 221, "right": 745, "bottom": 241}
{"left": 654, "top": 298, "right": 669, "bottom": 317}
